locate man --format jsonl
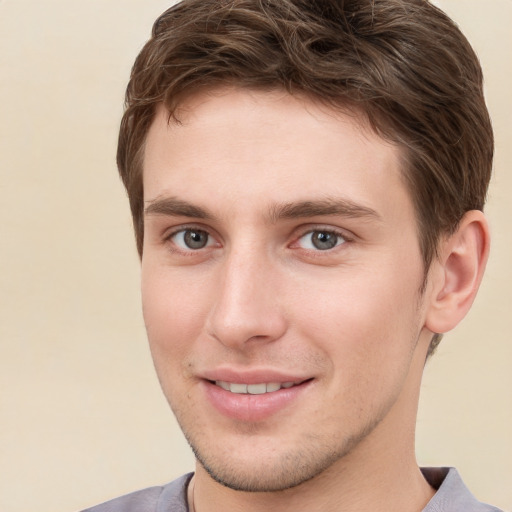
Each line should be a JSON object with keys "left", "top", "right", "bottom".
{"left": 83, "top": 0, "right": 501, "bottom": 510}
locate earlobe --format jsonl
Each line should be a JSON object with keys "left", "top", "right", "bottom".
{"left": 425, "top": 210, "right": 490, "bottom": 335}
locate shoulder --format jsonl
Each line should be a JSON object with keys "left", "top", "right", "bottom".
{"left": 80, "top": 473, "right": 193, "bottom": 512}
{"left": 422, "top": 467, "right": 504, "bottom": 512}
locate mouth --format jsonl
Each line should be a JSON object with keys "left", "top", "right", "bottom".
{"left": 212, "top": 380, "right": 306, "bottom": 395}
{"left": 203, "top": 377, "right": 313, "bottom": 421}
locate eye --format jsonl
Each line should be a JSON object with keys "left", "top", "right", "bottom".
{"left": 171, "top": 228, "right": 213, "bottom": 250}
{"left": 297, "top": 230, "right": 346, "bottom": 251}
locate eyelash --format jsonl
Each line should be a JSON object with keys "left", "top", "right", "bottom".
{"left": 162, "top": 225, "right": 352, "bottom": 256}
{"left": 295, "top": 228, "right": 347, "bottom": 251}
{"left": 163, "top": 225, "right": 218, "bottom": 256}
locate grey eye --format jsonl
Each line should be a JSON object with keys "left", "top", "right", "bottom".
{"left": 173, "top": 229, "right": 211, "bottom": 249}
{"left": 298, "top": 230, "right": 345, "bottom": 251}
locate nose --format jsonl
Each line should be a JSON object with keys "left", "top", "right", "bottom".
{"left": 205, "top": 248, "right": 288, "bottom": 350}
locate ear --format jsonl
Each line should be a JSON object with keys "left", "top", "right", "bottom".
{"left": 425, "top": 210, "right": 490, "bottom": 335}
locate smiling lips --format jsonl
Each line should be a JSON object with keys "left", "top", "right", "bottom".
{"left": 204, "top": 378, "right": 311, "bottom": 422}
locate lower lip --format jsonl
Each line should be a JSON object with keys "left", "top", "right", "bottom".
{"left": 202, "top": 380, "right": 312, "bottom": 422}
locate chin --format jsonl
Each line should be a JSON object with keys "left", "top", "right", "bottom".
{"left": 184, "top": 427, "right": 368, "bottom": 493}
{"left": 196, "top": 451, "right": 336, "bottom": 492}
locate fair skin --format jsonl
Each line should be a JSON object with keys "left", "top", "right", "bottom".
{"left": 141, "top": 87, "right": 489, "bottom": 512}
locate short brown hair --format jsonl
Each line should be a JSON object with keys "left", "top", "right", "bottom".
{"left": 117, "top": 0, "right": 493, "bottom": 352}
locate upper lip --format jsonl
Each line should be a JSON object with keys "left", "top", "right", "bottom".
{"left": 201, "top": 368, "right": 311, "bottom": 385}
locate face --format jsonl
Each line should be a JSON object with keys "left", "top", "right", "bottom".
{"left": 141, "top": 88, "right": 433, "bottom": 492}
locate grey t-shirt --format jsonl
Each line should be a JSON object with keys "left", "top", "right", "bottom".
{"left": 81, "top": 468, "right": 503, "bottom": 511}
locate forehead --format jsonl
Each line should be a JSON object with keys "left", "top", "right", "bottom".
{"left": 143, "top": 87, "right": 412, "bottom": 224}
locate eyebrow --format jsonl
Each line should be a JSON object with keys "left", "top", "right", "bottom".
{"left": 144, "top": 197, "right": 212, "bottom": 219}
{"left": 144, "top": 196, "right": 381, "bottom": 223}
{"left": 267, "top": 198, "right": 381, "bottom": 223}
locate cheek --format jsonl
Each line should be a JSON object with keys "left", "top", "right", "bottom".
{"left": 292, "top": 264, "right": 423, "bottom": 376}
{"left": 141, "top": 265, "right": 209, "bottom": 364}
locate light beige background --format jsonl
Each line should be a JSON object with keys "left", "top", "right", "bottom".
{"left": 0, "top": 1, "right": 510, "bottom": 511}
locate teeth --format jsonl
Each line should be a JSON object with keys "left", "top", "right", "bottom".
{"left": 215, "top": 381, "right": 298, "bottom": 394}
{"left": 229, "top": 383, "right": 247, "bottom": 394}
{"left": 247, "top": 383, "right": 267, "bottom": 394}
{"left": 217, "top": 381, "right": 230, "bottom": 391}
{"left": 266, "top": 382, "right": 281, "bottom": 392}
